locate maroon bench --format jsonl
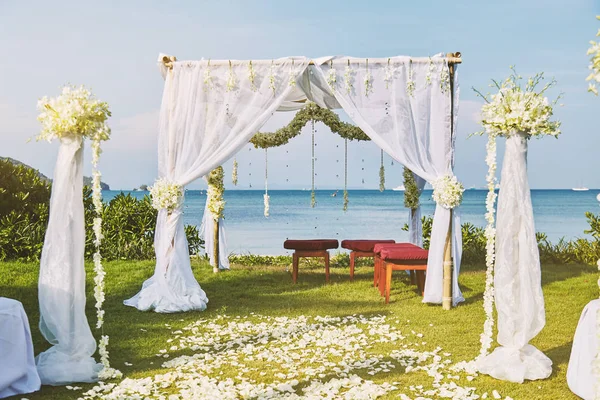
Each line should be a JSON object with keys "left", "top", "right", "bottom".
{"left": 284, "top": 239, "right": 339, "bottom": 283}
{"left": 374, "top": 243, "right": 428, "bottom": 303}
{"left": 341, "top": 240, "right": 395, "bottom": 280}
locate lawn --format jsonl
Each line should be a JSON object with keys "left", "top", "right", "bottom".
{"left": 0, "top": 258, "right": 595, "bottom": 399}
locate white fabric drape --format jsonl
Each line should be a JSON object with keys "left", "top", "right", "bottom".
{"left": 477, "top": 132, "right": 552, "bottom": 382}
{"left": 125, "top": 56, "right": 310, "bottom": 312}
{"left": 0, "top": 298, "right": 41, "bottom": 398}
{"left": 567, "top": 299, "right": 599, "bottom": 400}
{"left": 36, "top": 136, "right": 102, "bottom": 384}
{"left": 200, "top": 187, "right": 229, "bottom": 270}
{"left": 408, "top": 174, "right": 426, "bottom": 247}
{"left": 312, "top": 56, "right": 463, "bottom": 305}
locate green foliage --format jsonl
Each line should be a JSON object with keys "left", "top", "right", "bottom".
{"left": 0, "top": 159, "right": 203, "bottom": 261}
{"left": 250, "top": 102, "right": 369, "bottom": 149}
{"left": 229, "top": 254, "right": 292, "bottom": 266}
{"left": 403, "top": 167, "right": 420, "bottom": 210}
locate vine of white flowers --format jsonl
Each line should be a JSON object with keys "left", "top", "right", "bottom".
{"left": 327, "top": 61, "right": 337, "bottom": 90}
{"left": 248, "top": 61, "right": 257, "bottom": 92}
{"left": 232, "top": 159, "right": 238, "bottom": 186}
{"left": 37, "top": 85, "right": 120, "bottom": 379}
{"left": 268, "top": 61, "right": 277, "bottom": 94}
{"left": 288, "top": 60, "right": 297, "bottom": 87}
{"left": 432, "top": 174, "right": 464, "bottom": 209}
{"left": 344, "top": 62, "right": 353, "bottom": 94}
{"left": 207, "top": 166, "right": 225, "bottom": 221}
{"left": 406, "top": 61, "right": 415, "bottom": 97}
{"left": 226, "top": 61, "right": 236, "bottom": 92}
{"left": 264, "top": 193, "right": 270, "bottom": 218}
{"left": 364, "top": 60, "right": 373, "bottom": 97}
{"left": 384, "top": 58, "right": 394, "bottom": 89}
{"left": 440, "top": 63, "right": 450, "bottom": 94}
{"left": 203, "top": 60, "right": 213, "bottom": 91}
{"left": 149, "top": 178, "right": 184, "bottom": 213}
{"left": 426, "top": 58, "right": 435, "bottom": 86}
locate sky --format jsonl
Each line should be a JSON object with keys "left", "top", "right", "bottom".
{"left": 1, "top": 0, "right": 599, "bottom": 190}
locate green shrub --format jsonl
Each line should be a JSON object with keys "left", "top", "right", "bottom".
{"left": 0, "top": 159, "right": 203, "bottom": 261}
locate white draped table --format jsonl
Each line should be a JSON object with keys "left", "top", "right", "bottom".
{"left": 0, "top": 298, "right": 41, "bottom": 398}
{"left": 567, "top": 299, "right": 600, "bottom": 400}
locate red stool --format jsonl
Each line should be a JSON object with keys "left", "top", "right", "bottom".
{"left": 374, "top": 243, "right": 428, "bottom": 303}
{"left": 283, "top": 239, "right": 339, "bottom": 283}
{"left": 373, "top": 243, "right": 414, "bottom": 288}
{"left": 341, "top": 240, "right": 395, "bottom": 280}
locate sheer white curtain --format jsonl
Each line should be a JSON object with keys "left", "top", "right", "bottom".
{"left": 125, "top": 56, "right": 310, "bottom": 312}
{"left": 312, "top": 56, "right": 463, "bottom": 305}
{"left": 408, "top": 174, "right": 426, "bottom": 246}
{"left": 36, "top": 136, "right": 102, "bottom": 384}
{"left": 477, "top": 132, "right": 552, "bottom": 382}
{"left": 200, "top": 178, "right": 229, "bottom": 270}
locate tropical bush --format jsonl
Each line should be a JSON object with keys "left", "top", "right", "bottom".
{"left": 0, "top": 159, "right": 203, "bottom": 261}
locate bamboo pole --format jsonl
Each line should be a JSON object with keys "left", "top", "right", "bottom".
{"left": 213, "top": 217, "right": 219, "bottom": 274}
{"left": 441, "top": 52, "right": 459, "bottom": 310}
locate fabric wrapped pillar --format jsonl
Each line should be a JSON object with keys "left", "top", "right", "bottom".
{"left": 200, "top": 191, "right": 230, "bottom": 270}
{"left": 36, "top": 136, "right": 102, "bottom": 384}
{"left": 477, "top": 132, "right": 552, "bottom": 382}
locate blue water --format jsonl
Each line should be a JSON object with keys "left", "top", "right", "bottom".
{"left": 103, "top": 190, "right": 600, "bottom": 255}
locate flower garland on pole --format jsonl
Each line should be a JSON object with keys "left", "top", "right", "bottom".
{"left": 473, "top": 67, "right": 562, "bottom": 361}
{"left": 379, "top": 150, "right": 385, "bottom": 192}
{"left": 37, "top": 85, "right": 121, "bottom": 380}
{"left": 207, "top": 166, "right": 225, "bottom": 220}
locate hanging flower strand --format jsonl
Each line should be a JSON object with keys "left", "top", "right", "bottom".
{"left": 288, "top": 59, "right": 297, "bottom": 87}
{"left": 364, "top": 59, "right": 373, "bottom": 97}
{"left": 344, "top": 59, "right": 354, "bottom": 95}
{"left": 268, "top": 61, "right": 277, "bottom": 94}
{"left": 379, "top": 150, "right": 385, "bottom": 192}
{"left": 232, "top": 158, "right": 238, "bottom": 186}
{"left": 440, "top": 61, "right": 450, "bottom": 94}
{"left": 248, "top": 60, "right": 257, "bottom": 91}
{"left": 406, "top": 60, "right": 416, "bottom": 97}
{"left": 327, "top": 60, "right": 337, "bottom": 90}
{"left": 425, "top": 57, "right": 435, "bottom": 86}
{"left": 203, "top": 59, "right": 213, "bottom": 91}
{"left": 226, "top": 60, "right": 236, "bottom": 92}
{"left": 384, "top": 58, "right": 393, "bottom": 89}
{"left": 311, "top": 119, "right": 316, "bottom": 208}
{"left": 264, "top": 149, "right": 270, "bottom": 218}
{"left": 343, "top": 139, "right": 349, "bottom": 211}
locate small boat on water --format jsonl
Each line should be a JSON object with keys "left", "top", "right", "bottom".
{"left": 331, "top": 190, "right": 338, "bottom": 197}
{"left": 392, "top": 185, "right": 405, "bottom": 191}
{"left": 572, "top": 187, "right": 589, "bottom": 192}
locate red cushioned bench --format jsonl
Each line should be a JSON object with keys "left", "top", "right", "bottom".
{"left": 284, "top": 239, "right": 339, "bottom": 283}
{"left": 341, "top": 240, "right": 395, "bottom": 280}
{"left": 374, "top": 243, "right": 428, "bottom": 304}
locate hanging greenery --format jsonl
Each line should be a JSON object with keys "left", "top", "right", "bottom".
{"left": 403, "top": 167, "right": 420, "bottom": 210}
{"left": 232, "top": 158, "right": 238, "bottom": 186}
{"left": 207, "top": 166, "right": 225, "bottom": 221}
{"left": 250, "top": 102, "right": 369, "bottom": 149}
{"left": 379, "top": 150, "right": 385, "bottom": 192}
{"left": 343, "top": 139, "right": 349, "bottom": 211}
{"left": 264, "top": 149, "right": 270, "bottom": 217}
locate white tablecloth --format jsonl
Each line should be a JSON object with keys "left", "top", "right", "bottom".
{"left": 0, "top": 297, "right": 41, "bottom": 398}
{"left": 567, "top": 299, "right": 600, "bottom": 400}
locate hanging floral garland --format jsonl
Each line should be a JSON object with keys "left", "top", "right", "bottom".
{"left": 343, "top": 139, "right": 349, "bottom": 212}
{"left": 587, "top": 16, "right": 600, "bottom": 95}
{"left": 232, "top": 158, "right": 238, "bottom": 186}
{"left": 250, "top": 102, "right": 369, "bottom": 149}
{"left": 37, "top": 85, "right": 121, "bottom": 380}
{"left": 264, "top": 150, "right": 270, "bottom": 217}
{"left": 311, "top": 120, "right": 316, "bottom": 208}
{"left": 473, "top": 67, "right": 562, "bottom": 361}
{"left": 207, "top": 166, "right": 225, "bottom": 220}
{"left": 379, "top": 150, "right": 385, "bottom": 192}
{"left": 403, "top": 167, "right": 420, "bottom": 210}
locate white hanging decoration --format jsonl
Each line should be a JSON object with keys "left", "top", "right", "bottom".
{"left": 406, "top": 60, "right": 416, "bottom": 97}
{"left": 288, "top": 59, "right": 297, "bottom": 87}
{"left": 248, "top": 60, "right": 257, "bottom": 92}
{"left": 384, "top": 58, "right": 393, "bottom": 89}
{"left": 431, "top": 174, "right": 464, "bottom": 209}
{"left": 327, "top": 60, "right": 337, "bottom": 90}
{"left": 364, "top": 59, "right": 373, "bottom": 97}
{"left": 268, "top": 60, "right": 277, "bottom": 94}
{"left": 440, "top": 62, "right": 450, "bottom": 94}
{"left": 232, "top": 158, "right": 238, "bottom": 186}
{"left": 203, "top": 60, "right": 214, "bottom": 91}
{"left": 149, "top": 178, "right": 184, "bottom": 213}
{"left": 425, "top": 57, "right": 435, "bottom": 86}
{"left": 344, "top": 60, "right": 353, "bottom": 94}
{"left": 264, "top": 149, "right": 270, "bottom": 217}
{"left": 226, "top": 60, "right": 237, "bottom": 92}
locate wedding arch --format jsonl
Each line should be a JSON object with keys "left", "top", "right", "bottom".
{"left": 125, "top": 53, "right": 464, "bottom": 313}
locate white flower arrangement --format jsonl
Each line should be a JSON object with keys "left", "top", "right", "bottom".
{"left": 232, "top": 159, "right": 238, "bottom": 186}
{"left": 97, "top": 335, "right": 122, "bottom": 381}
{"left": 432, "top": 175, "right": 464, "bottom": 209}
{"left": 226, "top": 61, "right": 237, "bottom": 92}
{"left": 248, "top": 61, "right": 257, "bottom": 92}
{"left": 587, "top": 16, "right": 600, "bottom": 95}
{"left": 327, "top": 61, "right": 337, "bottom": 90}
{"left": 149, "top": 178, "right": 184, "bottom": 213}
{"left": 288, "top": 60, "right": 297, "bottom": 87}
{"left": 268, "top": 61, "right": 277, "bottom": 94}
{"left": 364, "top": 60, "right": 373, "bottom": 97}
{"left": 207, "top": 166, "right": 225, "bottom": 221}
{"left": 203, "top": 60, "right": 213, "bottom": 91}
{"left": 384, "top": 59, "right": 394, "bottom": 89}
{"left": 406, "top": 61, "right": 415, "bottom": 97}
{"left": 426, "top": 58, "right": 435, "bottom": 86}
{"left": 264, "top": 193, "right": 270, "bottom": 218}
{"left": 37, "top": 85, "right": 118, "bottom": 378}
{"left": 344, "top": 62, "right": 353, "bottom": 94}
{"left": 440, "top": 64, "right": 450, "bottom": 94}
{"left": 475, "top": 67, "right": 562, "bottom": 138}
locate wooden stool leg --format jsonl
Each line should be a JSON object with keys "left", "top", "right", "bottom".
{"left": 324, "top": 251, "right": 331, "bottom": 283}
{"left": 350, "top": 251, "right": 356, "bottom": 280}
{"left": 416, "top": 271, "right": 426, "bottom": 296}
{"left": 379, "top": 263, "right": 386, "bottom": 296}
{"left": 385, "top": 263, "right": 393, "bottom": 304}
{"left": 410, "top": 270, "right": 416, "bottom": 285}
{"left": 292, "top": 253, "right": 299, "bottom": 284}
{"left": 373, "top": 256, "right": 379, "bottom": 287}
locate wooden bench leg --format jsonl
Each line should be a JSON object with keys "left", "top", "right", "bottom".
{"left": 373, "top": 256, "right": 379, "bottom": 287}
{"left": 385, "top": 262, "right": 392, "bottom": 304}
{"left": 410, "top": 270, "right": 416, "bottom": 285}
{"left": 349, "top": 251, "right": 356, "bottom": 280}
{"left": 416, "top": 270, "right": 426, "bottom": 296}
{"left": 292, "top": 252, "right": 299, "bottom": 284}
{"left": 379, "top": 263, "right": 386, "bottom": 296}
{"left": 325, "top": 251, "right": 330, "bottom": 283}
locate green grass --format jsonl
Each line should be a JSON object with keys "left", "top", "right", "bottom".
{"left": 0, "top": 259, "right": 596, "bottom": 399}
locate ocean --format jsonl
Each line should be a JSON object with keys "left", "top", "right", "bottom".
{"left": 103, "top": 189, "right": 600, "bottom": 256}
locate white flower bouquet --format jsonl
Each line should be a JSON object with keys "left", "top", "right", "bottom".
{"left": 475, "top": 67, "right": 561, "bottom": 138}
{"left": 149, "top": 178, "right": 184, "bottom": 213}
{"left": 432, "top": 175, "right": 464, "bottom": 210}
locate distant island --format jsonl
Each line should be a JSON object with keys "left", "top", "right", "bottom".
{"left": 1, "top": 156, "right": 111, "bottom": 190}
